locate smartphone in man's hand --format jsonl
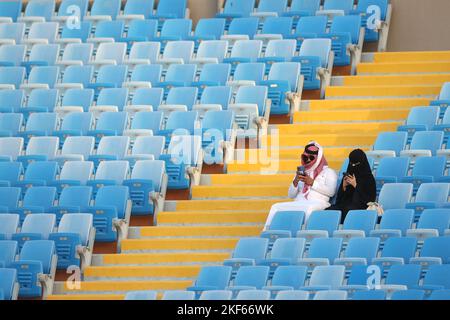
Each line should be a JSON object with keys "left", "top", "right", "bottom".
{"left": 297, "top": 166, "right": 305, "bottom": 176}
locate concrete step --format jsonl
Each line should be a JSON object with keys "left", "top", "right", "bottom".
{"left": 84, "top": 265, "right": 201, "bottom": 280}
{"left": 133, "top": 225, "right": 262, "bottom": 238}
{"left": 305, "top": 98, "right": 431, "bottom": 111}
{"left": 357, "top": 62, "right": 450, "bottom": 75}
{"left": 259, "top": 133, "right": 377, "bottom": 148}
{"left": 276, "top": 122, "right": 400, "bottom": 134}
{"left": 341, "top": 74, "right": 450, "bottom": 86}
{"left": 121, "top": 238, "right": 240, "bottom": 252}
{"left": 326, "top": 85, "right": 441, "bottom": 98}
{"left": 373, "top": 51, "right": 450, "bottom": 63}
{"left": 192, "top": 185, "right": 289, "bottom": 199}
{"left": 293, "top": 109, "right": 409, "bottom": 122}
{"left": 227, "top": 158, "right": 344, "bottom": 173}
{"left": 201, "top": 173, "right": 293, "bottom": 186}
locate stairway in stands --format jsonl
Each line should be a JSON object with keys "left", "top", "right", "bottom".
{"left": 48, "top": 51, "right": 450, "bottom": 300}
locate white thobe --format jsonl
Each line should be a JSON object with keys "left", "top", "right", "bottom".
{"left": 264, "top": 167, "right": 338, "bottom": 230}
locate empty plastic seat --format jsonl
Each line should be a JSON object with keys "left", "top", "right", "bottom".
{"left": 223, "top": 40, "right": 262, "bottom": 75}
{"left": 370, "top": 209, "right": 415, "bottom": 242}
{"left": 0, "top": 1, "right": 22, "bottom": 23}
{"left": 0, "top": 240, "right": 18, "bottom": 268}
{"left": 375, "top": 157, "right": 410, "bottom": 192}
{"left": 298, "top": 238, "right": 343, "bottom": 271}
{"left": 191, "top": 40, "right": 228, "bottom": 66}
{"left": 159, "top": 87, "right": 198, "bottom": 117}
{"left": 162, "top": 290, "right": 196, "bottom": 300}
{"left": 84, "top": 0, "right": 121, "bottom": 24}
{"left": 160, "top": 135, "right": 202, "bottom": 190}
{"left": 124, "top": 41, "right": 160, "bottom": 69}
{"left": 0, "top": 213, "right": 18, "bottom": 242}
{"left": 0, "top": 45, "right": 26, "bottom": 67}
{"left": 88, "top": 65, "right": 128, "bottom": 97}
{"left": 297, "top": 210, "right": 341, "bottom": 243}
{"left": 226, "top": 266, "right": 270, "bottom": 297}
{"left": 227, "top": 62, "right": 265, "bottom": 94}
{"left": 262, "top": 266, "right": 308, "bottom": 298}
{"left": 88, "top": 161, "right": 130, "bottom": 195}
{"left": 0, "top": 162, "right": 22, "bottom": 188}
{"left": 0, "top": 137, "right": 23, "bottom": 161}
{"left": 258, "top": 40, "right": 297, "bottom": 69}
{"left": 254, "top": 17, "right": 294, "bottom": 45}
{"left": 407, "top": 209, "right": 450, "bottom": 242}
{"left": 372, "top": 237, "right": 417, "bottom": 274}
{"left": 23, "top": 22, "right": 58, "bottom": 48}
{"left": 194, "top": 86, "right": 232, "bottom": 117}
{"left": 19, "top": 0, "right": 55, "bottom": 26}
{"left": 335, "top": 237, "right": 380, "bottom": 271}
{"left": 314, "top": 290, "right": 348, "bottom": 300}
{"left": 156, "top": 64, "right": 197, "bottom": 98}
{"left": 378, "top": 183, "right": 413, "bottom": 211}
{"left": 125, "top": 136, "right": 165, "bottom": 164}
{"left": 123, "top": 160, "right": 166, "bottom": 216}
{"left": 20, "top": 66, "right": 59, "bottom": 94}
{"left": 275, "top": 290, "right": 309, "bottom": 300}
{"left": 11, "top": 186, "right": 57, "bottom": 223}
{"left": 429, "top": 289, "right": 450, "bottom": 300}
{"left": 236, "top": 289, "right": 271, "bottom": 300}
{"left": 56, "top": 89, "right": 95, "bottom": 118}
{"left": 116, "top": 0, "right": 154, "bottom": 22}
{"left": 151, "top": 0, "right": 187, "bottom": 28}
{"left": 261, "top": 211, "right": 305, "bottom": 244}
{"left": 49, "top": 186, "right": 93, "bottom": 224}
{"left": 410, "top": 236, "right": 450, "bottom": 270}
{"left": 157, "top": 19, "right": 192, "bottom": 48}
{"left": 301, "top": 265, "right": 346, "bottom": 293}
{"left": 252, "top": 0, "right": 287, "bottom": 19}
{"left": 11, "top": 240, "right": 57, "bottom": 298}
{"left": 223, "top": 237, "right": 269, "bottom": 272}
{"left": 91, "top": 88, "right": 129, "bottom": 116}
{"left": 124, "top": 290, "right": 157, "bottom": 300}
{"left": 286, "top": 15, "right": 328, "bottom": 51}
{"left": 418, "top": 264, "right": 450, "bottom": 294}
{"left": 51, "top": 161, "right": 94, "bottom": 194}
{"left": 333, "top": 210, "right": 378, "bottom": 240}
{"left": 54, "top": 0, "right": 89, "bottom": 24}
{"left": 18, "top": 112, "right": 58, "bottom": 143}
{"left": 57, "top": 21, "right": 92, "bottom": 48}
{"left": 123, "top": 66, "right": 162, "bottom": 96}
{"left": 21, "top": 44, "right": 60, "bottom": 73}
{"left": 0, "top": 89, "right": 25, "bottom": 114}
{"left": 0, "top": 23, "right": 25, "bottom": 45}
{"left": 22, "top": 89, "right": 58, "bottom": 118}
{"left": 158, "top": 41, "right": 194, "bottom": 67}
{"left": 0, "top": 268, "right": 18, "bottom": 300}
{"left": 0, "top": 66, "right": 26, "bottom": 90}
{"left": 87, "top": 112, "right": 129, "bottom": 147}
{"left": 381, "top": 264, "right": 422, "bottom": 295}
{"left": 199, "top": 290, "right": 233, "bottom": 300}
{"left": 222, "top": 17, "right": 260, "bottom": 44}
{"left": 294, "top": 38, "right": 332, "bottom": 92}
{"left": 124, "top": 111, "right": 164, "bottom": 139}
{"left": 86, "top": 185, "right": 130, "bottom": 242}
{"left": 398, "top": 106, "right": 440, "bottom": 142}
{"left": 431, "top": 82, "right": 450, "bottom": 117}
{"left": 401, "top": 157, "right": 446, "bottom": 192}
{"left": 54, "top": 137, "right": 95, "bottom": 166}
{"left": 90, "top": 43, "right": 128, "bottom": 71}
{"left": 0, "top": 187, "right": 21, "bottom": 214}
{"left": 400, "top": 131, "right": 444, "bottom": 158}
{"left": 352, "top": 0, "right": 389, "bottom": 43}
{"left": 58, "top": 43, "right": 94, "bottom": 69}
{"left": 159, "top": 111, "right": 199, "bottom": 148}
{"left": 259, "top": 238, "right": 306, "bottom": 274}
{"left": 191, "top": 64, "right": 231, "bottom": 97}
{"left": 17, "top": 136, "right": 59, "bottom": 168}
{"left": 352, "top": 290, "right": 386, "bottom": 300}
{"left": 15, "top": 161, "right": 59, "bottom": 195}
{"left": 216, "top": 0, "right": 256, "bottom": 29}
{"left": 187, "top": 265, "right": 233, "bottom": 298}
{"left": 12, "top": 214, "right": 56, "bottom": 250}
{"left": 56, "top": 65, "right": 94, "bottom": 92}
{"left": 0, "top": 113, "right": 23, "bottom": 137}
{"left": 405, "top": 184, "right": 450, "bottom": 223}
{"left": 188, "top": 19, "right": 226, "bottom": 49}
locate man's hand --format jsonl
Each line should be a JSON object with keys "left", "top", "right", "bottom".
{"left": 298, "top": 174, "right": 314, "bottom": 186}
{"left": 293, "top": 173, "right": 302, "bottom": 187}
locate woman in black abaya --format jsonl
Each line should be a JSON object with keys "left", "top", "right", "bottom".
{"left": 327, "top": 149, "right": 376, "bottom": 223}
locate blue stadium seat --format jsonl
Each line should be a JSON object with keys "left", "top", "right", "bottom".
{"left": 87, "top": 113, "right": 129, "bottom": 147}
{"left": 122, "top": 21, "right": 158, "bottom": 48}
{"left": 260, "top": 62, "right": 302, "bottom": 115}
{"left": 116, "top": 0, "right": 154, "bottom": 21}
{"left": 378, "top": 183, "right": 413, "bottom": 211}
{"left": 123, "top": 160, "right": 166, "bottom": 216}
{"left": 254, "top": 17, "right": 294, "bottom": 46}
{"left": 18, "top": 112, "right": 58, "bottom": 144}
{"left": 23, "top": 22, "right": 58, "bottom": 46}
{"left": 293, "top": 38, "right": 332, "bottom": 92}
{"left": 91, "top": 43, "right": 128, "bottom": 71}
{"left": 407, "top": 209, "right": 450, "bottom": 241}
{"left": 0, "top": 67, "right": 26, "bottom": 90}
{"left": 236, "top": 289, "right": 271, "bottom": 300}
{"left": 91, "top": 88, "right": 129, "bottom": 115}
{"left": 54, "top": 136, "right": 95, "bottom": 165}
{"left": 58, "top": 43, "right": 94, "bottom": 68}
{"left": 188, "top": 19, "right": 226, "bottom": 50}
{"left": 84, "top": 0, "right": 121, "bottom": 24}
{"left": 50, "top": 161, "right": 94, "bottom": 195}
{"left": 259, "top": 238, "right": 305, "bottom": 275}
{"left": 300, "top": 265, "right": 346, "bottom": 293}
{"left": 401, "top": 131, "right": 444, "bottom": 158}
{"left": 381, "top": 264, "right": 422, "bottom": 296}
{"left": 433, "top": 107, "right": 450, "bottom": 145}
{"left": 405, "top": 184, "right": 450, "bottom": 223}
{"left": 0, "top": 0, "right": 22, "bottom": 23}
{"left": 226, "top": 265, "right": 270, "bottom": 297}
{"left": 297, "top": 210, "right": 341, "bottom": 243}
{"left": 158, "top": 41, "right": 194, "bottom": 66}
{"left": 0, "top": 137, "right": 23, "bottom": 161}
{"left": 17, "top": 136, "right": 59, "bottom": 168}
{"left": 58, "top": 21, "right": 92, "bottom": 46}
{"left": 88, "top": 161, "right": 130, "bottom": 196}
{"left": 159, "top": 87, "right": 198, "bottom": 117}
{"left": 124, "top": 111, "right": 164, "bottom": 139}
{"left": 201, "top": 110, "right": 234, "bottom": 165}
{"left": 15, "top": 161, "right": 59, "bottom": 196}
{"left": 398, "top": 106, "right": 440, "bottom": 142}
{"left": 275, "top": 290, "right": 309, "bottom": 300}
{"left": 391, "top": 289, "right": 425, "bottom": 300}
{"left": 56, "top": 90, "right": 95, "bottom": 119}
{"left": 22, "top": 89, "right": 59, "bottom": 117}
{"left": 124, "top": 67, "right": 163, "bottom": 96}
{"left": 19, "top": 0, "right": 55, "bottom": 24}
{"left": 199, "top": 290, "right": 233, "bottom": 300}
{"left": 375, "top": 157, "right": 410, "bottom": 193}
{"left": 0, "top": 113, "right": 23, "bottom": 137}
{"left": 55, "top": 0, "right": 89, "bottom": 22}
{"left": 0, "top": 268, "right": 18, "bottom": 300}
{"left": 187, "top": 265, "right": 233, "bottom": 298}
{"left": 158, "top": 19, "right": 192, "bottom": 49}
{"left": 0, "top": 23, "right": 25, "bottom": 45}
{"left": 124, "top": 136, "right": 165, "bottom": 164}
{"left": 0, "top": 90, "right": 24, "bottom": 113}
{"left": 191, "top": 40, "right": 229, "bottom": 66}
{"left": 156, "top": 64, "right": 197, "bottom": 98}
{"left": 0, "top": 45, "right": 26, "bottom": 67}
{"left": 333, "top": 210, "right": 378, "bottom": 240}
{"left": 11, "top": 240, "right": 57, "bottom": 298}
{"left": 416, "top": 264, "right": 450, "bottom": 296}
{"left": 314, "top": 290, "right": 348, "bottom": 300}
{"left": 334, "top": 237, "right": 380, "bottom": 271}
{"left": 430, "top": 82, "right": 450, "bottom": 118}
{"left": 339, "top": 265, "right": 372, "bottom": 297}
{"left": 370, "top": 209, "right": 415, "bottom": 242}
{"left": 257, "top": 40, "right": 297, "bottom": 69}
{"left": 429, "top": 289, "right": 450, "bottom": 300}
{"left": 352, "top": 0, "right": 389, "bottom": 43}
{"left": 159, "top": 111, "right": 198, "bottom": 148}
{"left": 160, "top": 135, "right": 202, "bottom": 190}
{"left": 87, "top": 65, "right": 128, "bottom": 97}
{"left": 194, "top": 86, "right": 232, "bottom": 117}
{"left": 366, "top": 131, "right": 408, "bottom": 161}
{"left": 12, "top": 214, "right": 56, "bottom": 250}
{"left": 216, "top": 0, "right": 256, "bottom": 30}
{"left": 0, "top": 187, "right": 21, "bottom": 214}
{"left": 191, "top": 64, "right": 231, "bottom": 97}
{"left": 290, "top": 15, "right": 329, "bottom": 50}
{"left": 372, "top": 237, "right": 417, "bottom": 274}
{"left": 223, "top": 40, "right": 263, "bottom": 75}
{"left": 162, "top": 290, "right": 196, "bottom": 300}
{"left": 410, "top": 236, "right": 450, "bottom": 270}
{"left": 297, "top": 237, "right": 343, "bottom": 272}
{"left": 261, "top": 211, "right": 305, "bottom": 245}
{"left": 228, "top": 62, "right": 265, "bottom": 95}
{"left": 0, "top": 240, "right": 18, "bottom": 268}
{"left": 49, "top": 186, "right": 93, "bottom": 224}
{"left": 86, "top": 185, "right": 130, "bottom": 242}
{"left": 124, "top": 290, "right": 157, "bottom": 300}
{"left": 223, "top": 237, "right": 269, "bottom": 272}
{"left": 352, "top": 290, "right": 386, "bottom": 300}
{"left": 10, "top": 186, "right": 57, "bottom": 224}
{"left": 402, "top": 157, "right": 446, "bottom": 193}
{"left": 0, "top": 162, "right": 22, "bottom": 187}
{"left": 0, "top": 215, "right": 19, "bottom": 240}
{"left": 252, "top": 0, "right": 288, "bottom": 20}
{"left": 21, "top": 44, "right": 60, "bottom": 73}
{"left": 262, "top": 266, "right": 307, "bottom": 298}
{"left": 56, "top": 65, "right": 94, "bottom": 92}
{"left": 319, "top": 0, "right": 355, "bottom": 17}
{"left": 151, "top": 0, "right": 188, "bottom": 30}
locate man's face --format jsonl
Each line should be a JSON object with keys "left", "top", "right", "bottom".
{"left": 301, "top": 145, "right": 319, "bottom": 168}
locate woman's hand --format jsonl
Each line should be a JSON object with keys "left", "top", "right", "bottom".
{"left": 345, "top": 174, "right": 357, "bottom": 188}
{"left": 342, "top": 177, "right": 349, "bottom": 191}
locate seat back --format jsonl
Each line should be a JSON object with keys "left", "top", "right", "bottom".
{"left": 342, "top": 210, "right": 378, "bottom": 236}
{"left": 95, "top": 112, "right": 129, "bottom": 134}
{"left": 198, "top": 63, "right": 231, "bottom": 85}
{"left": 373, "top": 132, "right": 408, "bottom": 156}
{"left": 123, "top": 0, "right": 154, "bottom": 17}
{"left": 130, "top": 111, "right": 163, "bottom": 134}
{"left": 196, "top": 40, "right": 228, "bottom": 62}
{"left": 23, "top": 161, "right": 58, "bottom": 183}
{"left": 62, "top": 43, "right": 93, "bottom": 65}
{"left": 160, "top": 19, "right": 192, "bottom": 38}
{"left": 20, "top": 214, "right": 56, "bottom": 239}
{"left": 0, "top": 162, "right": 22, "bottom": 186}
{"left": 268, "top": 62, "right": 301, "bottom": 92}
{"left": 128, "top": 41, "right": 160, "bottom": 63}
{"left": 62, "top": 89, "right": 95, "bottom": 113}
{"left": 323, "top": 0, "right": 354, "bottom": 12}
{"left": 385, "top": 264, "right": 422, "bottom": 287}
{"left": 410, "top": 131, "right": 444, "bottom": 155}
{"left": 261, "top": 17, "right": 293, "bottom": 37}
{"left": 0, "top": 137, "right": 23, "bottom": 160}
{"left": 96, "top": 88, "right": 129, "bottom": 111}
{"left": 200, "top": 86, "right": 232, "bottom": 109}
{"left": 308, "top": 238, "right": 343, "bottom": 262}
{"left": 376, "top": 157, "right": 409, "bottom": 180}
{"left": 95, "top": 64, "right": 128, "bottom": 86}
{"left": 26, "top": 137, "right": 59, "bottom": 159}
{"left": 233, "top": 62, "right": 265, "bottom": 82}
{"left": 234, "top": 266, "right": 270, "bottom": 289}
{"left": 264, "top": 40, "right": 296, "bottom": 61}
{"left": 412, "top": 156, "right": 446, "bottom": 179}
{"left": 0, "top": 89, "right": 24, "bottom": 113}
{"left": 61, "top": 136, "right": 95, "bottom": 160}
{"left": 231, "top": 237, "right": 268, "bottom": 260}
{"left": 132, "top": 137, "right": 165, "bottom": 160}
{"left": 0, "top": 66, "right": 25, "bottom": 89}
{"left": 230, "top": 40, "right": 262, "bottom": 61}
{"left": 379, "top": 209, "right": 414, "bottom": 236}
{"left": 267, "top": 211, "right": 305, "bottom": 236}
{"left": 59, "top": 161, "right": 94, "bottom": 184}
{"left": 296, "top": 15, "right": 328, "bottom": 34}
{"left": 130, "top": 160, "right": 165, "bottom": 192}
{"left": 27, "top": 90, "right": 58, "bottom": 113}
{"left": 165, "top": 87, "right": 198, "bottom": 110}
{"left": 24, "top": 0, "right": 55, "bottom": 20}
{"left": 167, "top": 135, "right": 202, "bottom": 166}
{"left": 60, "top": 21, "right": 92, "bottom": 42}
{"left": 405, "top": 106, "right": 440, "bottom": 128}
{"left": 163, "top": 41, "right": 194, "bottom": 63}
{"left": 94, "top": 161, "right": 130, "bottom": 185}
{"left": 299, "top": 38, "right": 331, "bottom": 68}
{"left": 0, "top": 268, "right": 17, "bottom": 300}
{"left": 418, "top": 236, "right": 450, "bottom": 264}
{"left": 330, "top": 15, "right": 362, "bottom": 44}
{"left": 28, "top": 44, "right": 60, "bottom": 66}
{"left": 0, "top": 214, "right": 20, "bottom": 240}
{"left": 415, "top": 183, "right": 450, "bottom": 203}
{"left": 228, "top": 17, "right": 259, "bottom": 38}
{"left": 156, "top": 0, "right": 187, "bottom": 18}
{"left": 22, "top": 186, "right": 57, "bottom": 208}
{"left": 416, "top": 209, "right": 450, "bottom": 236}
{"left": 305, "top": 210, "right": 341, "bottom": 235}
{"left": 271, "top": 238, "right": 305, "bottom": 261}
{"left": 131, "top": 88, "right": 164, "bottom": 108}
{"left": 62, "top": 65, "right": 94, "bottom": 87}
{"left": 165, "top": 64, "right": 197, "bottom": 83}
{"left": 235, "top": 85, "right": 268, "bottom": 115}
{"left": 58, "top": 213, "right": 93, "bottom": 246}
{"left": 0, "top": 113, "right": 23, "bottom": 135}
{"left": 0, "top": 0, "right": 22, "bottom": 22}
{"left": 344, "top": 237, "right": 380, "bottom": 260}
{"left": 194, "top": 265, "right": 232, "bottom": 289}
{"left": 20, "top": 240, "right": 55, "bottom": 274}
{"left": 90, "top": 0, "right": 121, "bottom": 17}
{"left": 309, "top": 265, "right": 346, "bottom": 288}
{"left": 378, "top": 183, "right": 413, "bottom": 210}
{"left": 0, "top": 45, "right": 26, "bottom": 66}
{"left": 194, "top": 19, "right": 226, "bottom": 40}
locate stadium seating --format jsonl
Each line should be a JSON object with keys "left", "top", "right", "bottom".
{"left": 223, "top": 237, "right": 269, "bottom": 273}
{"left": 0, "top": 268, "right": 19, "bottom": 300}
{"left": 187, "top": 265, "right": 233, "bottom": 298}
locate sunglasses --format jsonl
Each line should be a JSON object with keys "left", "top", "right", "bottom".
{"left": 302, "top": 154, "right": 316, "bottom": 162}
